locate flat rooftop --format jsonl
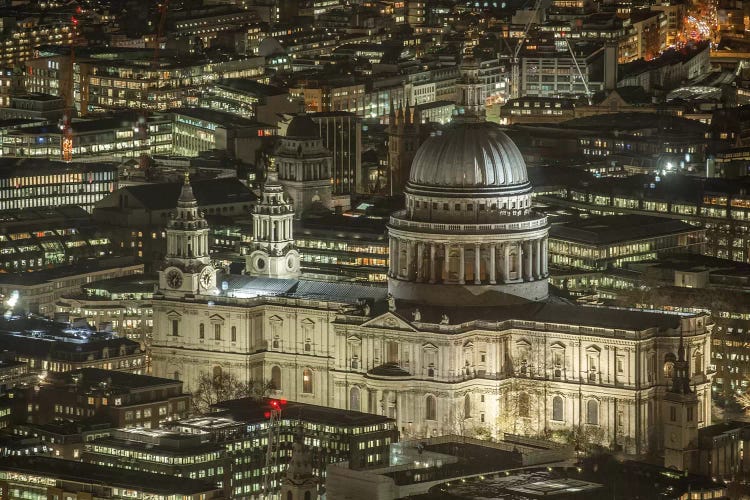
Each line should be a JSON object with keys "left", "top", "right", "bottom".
{"left": 549, "top": 215, "right": 702, "bottom": 246}
{"left": 213, "top": 397, "right": 395, "bottom": 427}
{"left": 0, "top": 456, "right": 220, "bottom": 495}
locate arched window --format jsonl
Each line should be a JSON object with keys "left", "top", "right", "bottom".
{"left": 302, "top": 368, "right": 313, "bottom": 394}
{"left": 231, "top": 326, "right": 237, "bottom": 342}
{"left": 426, "top": 395, "right": 437, "bottom": 420}
{"left": 350, "top": 387, "right": 360, "bottom": 412}
{"left": 518, "top": 392, "right": 530, "bottom": 418}
{"left": 552, "top": 396, "right": 563, "bottom": 421}
{"left": 464, "top": 394, "right": 471, "bottom": 418}
{"left": 199, "top": 323, "right": 205, "bottom": 339}
{"left": 173, "top": 371, "right": 180, "bottom": 381}
{"left": 271, "top": 366, "right": 281, "bottom": 391}
{"left": 286, "top": 492, "right": 292, "bottom": 500}
{"left": 694, "top": 351, "right": 703, "bottom": 375}
{"left": 304, "top": 492, "right": 311, "bottom": 500}
{"left": 213, "top": 366, "right": 222, "bottom": 379}
{"left": 587, "top": 399, "right": 599, "bottom": 425}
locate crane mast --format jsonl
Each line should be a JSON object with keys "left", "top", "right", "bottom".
{"left": 60, "top": 16, "right": 78, "bottom": 163}
{"left": 510, "top": 0, "right": 543, "bottom": 100}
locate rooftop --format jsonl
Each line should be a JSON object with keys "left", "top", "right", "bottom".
{"left": 215, "top": 79, "right": 288, "bottom": 97}
{"left": 48, "top": 368, "right": 181, "bottom": 390}
{"left": 0, "top": 158, "right": 117, "bottom": 177}
{"left": 0, "top": 456, "right": 221, "bottom": 495}
{"left": 549, "top": 215, "right": 702, "bottom": 245}
{"left": 113, "top": 177, "right": 255, "bottom": 211}
{"left": 213, "top": 397, "right": 395, "bottom": 427}
{"left": 170, "top": 107, "right": 268, "bottom": 128}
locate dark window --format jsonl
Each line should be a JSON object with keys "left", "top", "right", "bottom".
{"left": 426, "top": 395, "right": 436, "bottom": 420}
{"left": 519, "top": 392, "right": 530, "bottom": 417}
{"left": 552, "top": 396, "right": 563, "bottom": 421}
{"left": 587, "top": 400, "right": 599, "bottom": 425}
{"left": 271, "top": 366, "right": 281, "bottom": 391}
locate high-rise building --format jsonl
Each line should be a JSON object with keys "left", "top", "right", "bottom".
{"left": 310, "top": 112, "right": 362, "bottom": 195}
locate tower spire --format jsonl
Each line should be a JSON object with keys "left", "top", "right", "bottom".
{"left": 455, "top": 55, "right": 486, "bottom": 123}
{"left": 671, "top": 330, "right": 692, "bottom": 394}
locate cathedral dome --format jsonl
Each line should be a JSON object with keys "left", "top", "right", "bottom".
{"left": 286, "top": 115, "right": 319, "bottom": 139}
{"left": 408, "top": 122, "right": 529, "bottom": 192}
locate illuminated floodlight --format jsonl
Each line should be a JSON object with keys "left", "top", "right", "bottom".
{"left": 5, "top": 290, "right": 19, "bottom": 309}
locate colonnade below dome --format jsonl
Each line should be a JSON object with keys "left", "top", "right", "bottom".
{"left": 388, "top": 236, "right": 548, "bottom": 285}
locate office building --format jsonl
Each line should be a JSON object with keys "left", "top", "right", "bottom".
{"left": 0, "top": 158, "right": 117, "bottom": 212}
{"left": 0, "top": 456, "right": 223, "bottom": 499}
{"left": 549, "top": 215, "right": 706, "bottom": 270}
{"left": 0, "top": 317, "right": 145, "bottom": 375}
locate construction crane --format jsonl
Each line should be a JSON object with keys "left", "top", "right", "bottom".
{"left": 138, "top": 0, "right": 170, "bottom": 173}
{"left": 60, "top": 15, "right": 78, "bottom": 162}
{"left": 564, "top": 37, "right": 593, "bottom": 105}
{"left": 263, "top": 399, "right": 286, "bottom": 498}
{"left": 509, "top": 0, "right": 544, "bottom": 100}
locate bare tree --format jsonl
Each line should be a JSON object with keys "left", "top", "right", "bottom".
{"left": 191, "top": 370, "right": 272, "bottom": 414}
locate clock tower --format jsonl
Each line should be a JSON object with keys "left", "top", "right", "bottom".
{"left": 159, "top": 172, "right": 217, "bottom": 296}
{"left": 246, "top": 158, "right": 300, "bottom": 279}
{"left": 663, "top": 334, "right": 699, "bottom": 471}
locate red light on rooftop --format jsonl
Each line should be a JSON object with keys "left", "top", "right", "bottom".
{"left": 264, "top": 411, "right": 271, "bottom": 419}
{"left": 280, "top": 399, "right": 287, "bottom": 406}
{"left": 71, "top": 17, "right": 78, "bottom": 26}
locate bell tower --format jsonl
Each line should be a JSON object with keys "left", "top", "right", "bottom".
{"left": 159, "top": 172, "right": 217, "bottom": 296}
{"left": 246, "top": 158, "right": 301, "bottom": 279}
{"left": 387, "top": 100, "right": 419, "bottom": 195}
{"left": 663, "top": 333, "right": 699, "bottom": 471}
{"left": 279, "top": 432, "right": 318, "bottom": 500}
{"left": 455, "top": 56, "right": 487, "bottom": 123}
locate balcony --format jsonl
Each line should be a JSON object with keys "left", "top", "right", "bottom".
{"left": 389, "top": 210, "right": 548, "bottom": 234}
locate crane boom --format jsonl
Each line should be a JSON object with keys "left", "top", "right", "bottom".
{"left": 564, "top": 37, "right": 592, "bottom": 105}
{"left": 510, "top": 0, "right": 544, "bottom": 100}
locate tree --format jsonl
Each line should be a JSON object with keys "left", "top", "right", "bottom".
{"left": 191, "top": 370, "right": 272, "bottom": 414}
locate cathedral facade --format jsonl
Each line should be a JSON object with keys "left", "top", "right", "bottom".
{"left": 151, "top": 75, "right": 712, "bottom": 457}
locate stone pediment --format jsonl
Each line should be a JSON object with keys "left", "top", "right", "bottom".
{"left": 361, "top": 312, "right": 418, "bottom": 332}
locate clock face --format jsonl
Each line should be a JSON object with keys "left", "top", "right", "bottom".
{"left": 200, "top": 268, "right": 214, "bottom": 289}
{"left": 167, "top": 269, "right": 183, "bottom": 289}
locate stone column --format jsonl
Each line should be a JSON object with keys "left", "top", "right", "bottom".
{"left": 489, "top": 244, "right": 497, "bottom": 284}
{"left": 474, "top": 243, "right": 481, "bottom": 284}
{"left": 405, "top": 240, "right": 413, "bottom": 280}
{"left": 534, "top": 239, "right": 541, "bottom": 279}
{"left": 417, "top": 242, "right": 424, "bottom": 282}
{"left": 503, "top": 244, "right": 510, "bottom": 283}
{"left": 429, "top": 243, "right": 437, "bottom": 283}
{"left": 443, "top": 243, "right": 450, "bottom": 283}
{"left": 523, "top": 242, "right": 532, "bottom": 280}
{"left": 389, "top": 238, "right": 396, "bottom": 278}
{"left": 542, "top": 238, "right": 548, "bottom": 276}
{"left": 516, "top": 244, "right": 523, "bottom": 281}
{"left": 459, "top": 245, "right": 465, "bottom": 284}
